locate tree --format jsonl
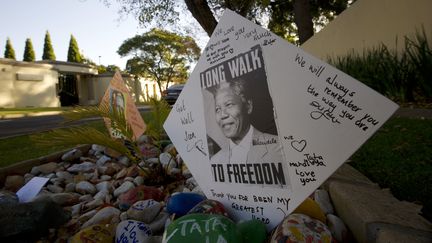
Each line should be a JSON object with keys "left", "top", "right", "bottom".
{"left": 118, "top": 28, "right": 201, "bottom": 95}
{"left": 4, "top": 38, "right": 16, "bottom": 60}
{"left": 23, "top": 38, "right": 36, "bottom": 62}
{"left": 67, "top": 35, "right": 82, "bottom": 63}
{"left": 111, "top": 0, "right": 353, "bottom": 44}
{"left": 42, "top": 31, "right": 56, "bottom": 60}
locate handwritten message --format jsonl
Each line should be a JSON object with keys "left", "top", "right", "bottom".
{"left": 294, "top": 53, "right": 381, "bottom": 131}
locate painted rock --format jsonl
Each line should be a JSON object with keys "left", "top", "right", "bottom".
{"left": 314, "top": 189, "right": 334, "bottom": 215}
{"left": 116, "top": 220, "right": 152, "bottom": 243}
{"left": 237, "top": 219, "right": 267, "bottom": 243}
{"left": 269, "top": 213, "right": 333, "bottom": 243}
{"left": 70, "top": 223, "right": 115, "bottom": 243}
{"left": 127, "top": 199, "right": 162, "bottom": 223}
{"left": 188, "top": 199, "right": 228, "bottom": 217}
{"left": 119, "top": 185, "right": 164, "bottom": 210}
{"left": 167, "top": 192, "right": 206, "bottom": 217}
{"left": 293, "top": 197, "right": 327, "bottom": 223}
{"left": 163, "top": 213, "right": 242, "bottom": 243}
{"left": 327, "top": 214, "right": 350, "bottom": 243}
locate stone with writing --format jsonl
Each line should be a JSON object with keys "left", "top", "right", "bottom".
{"left": 70, "top": 223, "right": 115, "bottom": 243}
{"left": 119, "top": 185, "right": 164, "bottom": 210}
{"left": 163, "top": 213, "right": 242, "bottom": 243}
{"left": 237, "top": 219, "right": 267, "bottom": 243}
{"left": 187, "top": 199, "right": 229, "bottom": 217}
{"left": 116, "top": 220, "right": 152, "bottom": 243}
{"left": 127, "top": 199, "right": 162, "bottom": 223}
{"left": 167, "top": 192, "right": 206, "bottom": 217}
{"left": 269, "top": 213, "right": 333, "bottom": 243}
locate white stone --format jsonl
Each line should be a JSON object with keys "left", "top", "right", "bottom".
{"left": 56, "top": 171, "right": 74, "bottom": 183}
{"left": 71, "top": 203, "right": 82, "bottom": 217}
{"left": 47, "top": 184, "right": 64, "bottom": 193}
{"left": 82, "top": 206, "right": 120, "bottom": 228}
{"left": 61, "top": 148, "right": 83, "bottom": 161}
{"left": 314, "top": 189, "right": 334, "bottom": 215}
{"left": 148, "top": 211, "right": 170, "bottom": 233}
{"left": 327, "top": 214, "right": 348, "bottom": 243}
{"left": 79, "top": 194, "right": 94, "bottom": 203}
{"left": 159, "top": 152, "right": 173, "bottom": 166}
{"left": 100, "top": 175, "right": 112, "bottom": 181}
{"left": 67, "top": 162, "right": 96, "bottom": 173}
{"left": 115, "top": 168, "right": 128, "bottom": 180}
{"left": 126, "top": 199, "right": 162, "bottom": 223}
{"left": 114, "top": 181, "right": 135, "bottom": 197}
{"left": 65, "top": 182, "right": 76, "bottom": 192}
{"left": 85, "top": 198, "right": 104, "bottom": 210}
{"left": 76, "top": 181, "right": 97, "bottom": 195}
{"left": 116, "top": 220, "right": 152, "bottom": 243}
{"left": 118, "top": 156, "right": 130, "bottom": 167}
{"left": 96, "top": 155, "right": 111, "bottom": 166}
{"left": 96, "top": 181, "right": 113, "bottom": 192}
{"left": 93, "top": 190, "right": 110, "bottom": 201}
{"left": 78, "top": 209, "right": 97, "bottom": 224}
{"left": 91, "top": 144, "right": 105, "bottom": 152}
{"left": 134, "top": 176, "right": 144, "bottom": 186}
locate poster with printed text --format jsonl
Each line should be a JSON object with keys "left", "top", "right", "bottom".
{"left": 163, "top": 10, "right": 399, "bottom": 230}
{"left": 100, "top": 71, "right": 146, "bottom": 141}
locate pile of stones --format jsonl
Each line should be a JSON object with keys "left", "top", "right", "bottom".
{"left": 0, "top": 136, "right": 351, "bottom": 242}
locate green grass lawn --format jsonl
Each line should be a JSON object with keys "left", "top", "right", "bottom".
{"left": 0, "top": 121, "right": 106, "bottom": 167}
{"left": 350, "top": 117, "right": 432, "bottom": 221}
{"left": 0, "top": 115, "right": 430, "bottom": 221}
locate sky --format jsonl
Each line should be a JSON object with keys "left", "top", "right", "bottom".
{"left": 0, "top": 0, "right": 209, "bottom": 69}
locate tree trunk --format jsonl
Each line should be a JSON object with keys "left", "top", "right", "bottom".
{"left": 293, "top": 0, "right": 314, "bottom": 44}
{"left": 184, "top": 0, "right": 218, "bottom": 36}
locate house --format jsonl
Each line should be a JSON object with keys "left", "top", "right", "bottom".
{"left": 0, "top": 58, "right": 162, "bottom": 108}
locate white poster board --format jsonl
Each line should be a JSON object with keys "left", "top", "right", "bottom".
{"left": 164, "top": 10, "right": 399, "bottom": 230}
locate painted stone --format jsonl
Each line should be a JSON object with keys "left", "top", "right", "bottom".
{"left": 167, "top": 192, "right": 206, "bottom": 217}
{"left": 314, "top": 189, "right": 334, "bottom": 215}
{"left": 127, "top": 199, "right": 162, "bottom": 223}
{"left": 188, "top": 199, "right": 228, "bottom": 217}
{"left": 293, "top": 197, "right": 327, "bottom": 223}
{"left": 269, "top": 213, "right": 333, "bottom": 243}
{"left": 116, "top": 220, "right": 152, "bottom": 243}
{"left": 327, "top": 214, "right": 350, "bottom": 243}
{"left": 237, "top": 219, "right": 267, "bottom": 243}
{"left": 163, "top": 213, "right": 242, "bottom": 243}
{"left": 70, "top": 223, "right": 115, "bottom": 243}
{"left": 119, "top": 185, "right": 164, "bottom": 210}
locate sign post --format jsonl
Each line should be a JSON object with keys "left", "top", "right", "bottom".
{"left": 164, "top": 10, "right": 398, "bottom": 230}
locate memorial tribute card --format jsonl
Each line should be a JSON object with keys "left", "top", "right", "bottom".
{"left": 100, "top": 71, "right": 146, "bottom": 140}
{"left": 163, "top": 10, "right": 399, "bottom": 230}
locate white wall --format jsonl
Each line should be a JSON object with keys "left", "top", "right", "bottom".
{"left": 301, "top": 0, "right": 432, "bottom": 60}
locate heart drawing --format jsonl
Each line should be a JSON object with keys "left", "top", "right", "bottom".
{"left": 291, "top": 140, "right": 307, "bottom": 152}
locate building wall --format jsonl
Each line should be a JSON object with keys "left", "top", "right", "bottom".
{"left": 301, "top": 0, "right": 432, "bottom": 60}
{"left": 0, "top": 59, "right": 60, "bottom": 108}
